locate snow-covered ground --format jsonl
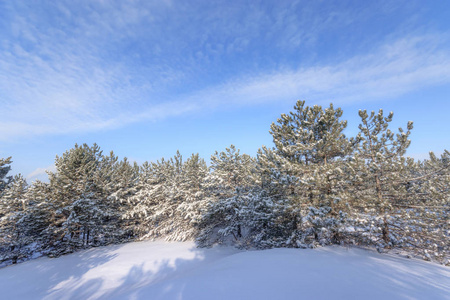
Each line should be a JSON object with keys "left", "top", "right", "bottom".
{"left": 0, "top": 241, "right": 448, "bottom": 300}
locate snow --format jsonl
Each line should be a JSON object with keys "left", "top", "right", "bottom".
{"left": 0, "top": 241, "right": 448, "bottom": 300}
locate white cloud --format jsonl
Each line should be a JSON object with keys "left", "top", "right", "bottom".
{"left": 180, "top": 34, "right": 450, "bottom": 108}
{"left": 1, "top": 1, "right": 449, "bottom": 142}
{"left": 26, "top": 165, "right": 56, "bottom": 182}
{"left": 2, "top": 34, "right": 450, "bottom": 141}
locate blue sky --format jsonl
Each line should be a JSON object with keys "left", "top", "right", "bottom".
{"left": 1, "top": 0, "right": 450, "bottom": 182}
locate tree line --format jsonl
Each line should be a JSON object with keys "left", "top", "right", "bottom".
{"left": 1, "top": 101, "right": 448, "bottom": 266}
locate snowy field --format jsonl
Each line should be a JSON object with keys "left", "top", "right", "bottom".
{"left": 0, "top": 241, "right": 448, "bottom": 300}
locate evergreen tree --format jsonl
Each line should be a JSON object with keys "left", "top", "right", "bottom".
{"left": 208, "top": 145, "right": 255, "bottom": 196}
{"left": 106, "top": 156, "right": 140, "bottom": 239}
{"left": 122, "top": 161, "right": 158, "bottom": 238}
{"left": 270, "top": 101, "right": 349, "bottom": 166}
{"left": 44, "top": 144, "right": 126, "bottom": 254}
{"left": 16, "top": 180, "right": 53, "bottom": 256}
{"left": 197, "top": 145, "right": 257, "bottom": 246}
{"left": 0, "top": 157, "right": 13, "bottom": 192}
{"left": 389, "top": 151, "right": 450, "bottom": 261}
{"left": 262, "top": 101, "right": 352, "bottom": 246}
{"left": 145, "top": 152, "right": 184, "bottom": 239}
{"left": 107, "top": 157, "right": 139, "bottom": 203}
{"left": 175, "top": 153, "right": 209, "bottom": 240}
{"left": 350, "top": 109, "right": 413, "bottom": 248}
{"left": 0, "top": 174, "right": 28, "bottom": 264}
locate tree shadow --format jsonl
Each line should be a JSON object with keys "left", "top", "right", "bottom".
{"left": 77, "top": 244, "right": 235, "bottom": 300}
{"left": 0, "top": 243, "right": 122, "bottom": 300}
{"left": 38, "top": 241, "right": 237, "bottom": 300}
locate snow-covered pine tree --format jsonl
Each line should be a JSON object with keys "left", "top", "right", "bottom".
{"left": 254, "top": 146, "right": 302, "bottom": 247}
{"left": 388, "top": 150, "right": 450, "bottom": 262}
{"left": 44, "top": 144, "right": 124, "bottom": 254}
{"left": 349, "top": 109, "right": 413, "bottom": 250}
{"left": 105, "top": 155, "right": 139, "bottom": 240}
{"left": 270, "top": 101, "right": 350, "bottom": 166}
{"left": 266, "top": 101, "right": 352, "bottom": 246}
{"left": 121, "top": 161, "right": 158, "bottom": 238}
{"left": 0, "top": 174, "right": 28, "bottom": 264}
{"left": 47, "top": 143, "right": 100, "bottom": 251}
{"left": 197, "top": 145, "right": 258, "bottom": 247}
{"left": 208, "top": 145, "right": 255, "bottom": 196}
{"left": 123, "top": 152, "right": 183, "bottom": 240}
{"left": 0, "top": 157, "right": 12, "bottom": 192}
{"left": 106, "top": 157, "right": 139, "bottom": 203}
{"left": 148, "top": 151, "right": 185, "bottom": 239}
{"left": 123, "top": 151, "right": 209, "bottom": 242}
{"left": 0, "top": 174, "right": 27, "bottom": 212}
{"left": 174, "top": 153, "right": 209, "bottom": 241}
{"left": 256, "top": 145, "right": 298, "bottom": 199}
{"left": 15, "top": 180, "right": 54, "bottom": 257}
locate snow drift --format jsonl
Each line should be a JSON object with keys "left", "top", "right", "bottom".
{"left": 0, "top": 241, "right": 448, "bottom": 300}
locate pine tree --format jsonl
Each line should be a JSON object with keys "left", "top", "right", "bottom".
{"left": 350, "top": 109, "right": 413, "bottom": 248}
{"left": 0, "top": 174, "right": 28, "bottom": 264}
{"left": 263, "top": 101, "right": 352, "bottom": 246}
{"left": 16, "top": 180, "right": 53, "bottom": 256}
{"left": 389, "top": 151, "right": 450, "bottom": 262}
{"left": 44, "top": 144, "right": 125, "bottom": 254}
{"left": 208, "top": 145, "right": 255, "bottom": 196}
{"left": 175, "top": 153, "right": 209, "bottom": 241}
{"left": 147, "top": 152, "right": 184, "bottom": 239}
{"left": 125, "top": 157, "right": 173, "bottom": 239}
{"left": 123, "top": 152, "right": 181, "bottom": 240}
{"left": 0, "top": 157, "right": 13, "bottom": 192}
{"left": 197, "top": 145, "right": 257, "bottom": 246}
{"left": 121, "top": 161, "right": 158, "bottom": 238}
{"left": 107, "top": 157, "right": 139, "bottom": 203}
{"left": 106, "top": 155, "right": 140, "bottom": 240}
{"left": 270, "top": 101, "right": 350, "bottom": 166}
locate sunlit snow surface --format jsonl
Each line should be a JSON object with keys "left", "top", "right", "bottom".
{"left": 0, "top": 241, "right": 448, "bottom": 300}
